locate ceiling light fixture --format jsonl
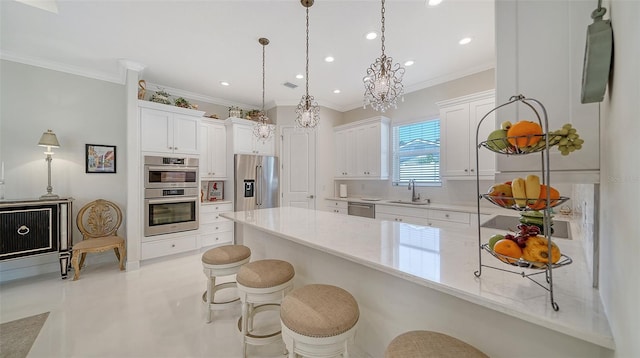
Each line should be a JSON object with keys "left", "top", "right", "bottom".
{"left": 253, "top": 37, "right": 274, "bottom": 142}
{"left": 325, "top": 56, "right": 335, "bottom": 63}
{"left": 296, "top": 74, "right": 304, "bottom": 79}
{"left": 459, "top": 37, "right": 472, "bottom": 45}
{"left": 363, "top": 0, "right": 405, "bottom": 112}
{"left": 427, "top": 0, "right": 443, "bottom": 7}
{"left": 333, "top": 89, "right": 341, "bottom": 94}
{"left": 295, "top": 0, "right": 320, "bottom": 130}
{"left": 366, "top": 32, "right": 378, "bottom": 40}
{"left": 220, "top": 81, "right": 230, "bottom": 86}
{"left": 404, "top": 60, "right": 415, "bottom": 66}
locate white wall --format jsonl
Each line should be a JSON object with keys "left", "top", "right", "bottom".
{"left": 0, "top": 60, "right": 127, "bottom": 280}
{"left": 599, "top": 1, "right": 640, "bottom": 356}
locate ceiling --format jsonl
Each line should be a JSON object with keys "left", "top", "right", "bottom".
{"left": 0, "top": 0, "right": 495, "bottom": 112}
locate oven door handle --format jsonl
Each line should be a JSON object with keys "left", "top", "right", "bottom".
{"left": 145, "top": 196, "right": 196, "bottom": 204}
{"left": 146, "top": 166, "right": 197, "bottom": 172}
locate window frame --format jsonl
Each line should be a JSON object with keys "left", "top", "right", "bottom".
{"left": 391, "top": 116, "right": 442, "bottom": 187}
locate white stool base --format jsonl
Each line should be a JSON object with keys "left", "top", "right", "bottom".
{"left": 281, "top": 322, "right": 357, "bottom": 358}
{"left": 202, "top": 256, "right": 250, "bottom": 323}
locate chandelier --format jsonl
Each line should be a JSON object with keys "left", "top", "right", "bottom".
{"left": 363, "top": 0, "right": 405, "bottom": 112}
{"left": 253, "top": 37, "right": 274, "bottom": 142}
{"left": 295, "top": 0, "right": 320, "bottom": 129}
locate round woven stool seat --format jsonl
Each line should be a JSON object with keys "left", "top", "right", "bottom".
{"left": 385, "top": 331, "right": 488, "bottom": 358}
{"left": 237, "top": 259, "right": 295, "bottom": 288}
{"left": 280, "top": 284, "right": 359, "bottom": 358}
{"left": 281, "top": 284, "right": 359, "bottom": 338}
{"left": 201, "top": 245, "right": 251, "bottom": 324}
{"left": 202, "top": 244, "right": 251, "bottom": 266}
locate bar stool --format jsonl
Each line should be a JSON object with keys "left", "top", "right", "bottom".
{"left": 384, "top": 331, "right": 488, "bottom": 358}
{"left": 280, "top": 284, "right": 359, "bottom": 358}
{"left": 201, "top": 244, "right": 251, "bottom": 323}
{"left": 236, "top": 259, "right": 295, "bottom": 358}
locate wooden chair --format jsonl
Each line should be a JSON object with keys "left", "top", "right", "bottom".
{"left": 72, "top": 199, "right": 126, "bottom": 280}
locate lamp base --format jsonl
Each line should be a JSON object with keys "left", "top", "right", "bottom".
{"left": 40, "top": 193, "right": 60, "bottom": 200}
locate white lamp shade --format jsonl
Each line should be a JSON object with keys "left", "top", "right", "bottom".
{"left": 38, "top": 130, "right": 60, "bottom": 148}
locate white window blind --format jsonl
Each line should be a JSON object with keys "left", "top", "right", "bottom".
{"left": 392, "top": 119, "right": 441, "bottom": 185}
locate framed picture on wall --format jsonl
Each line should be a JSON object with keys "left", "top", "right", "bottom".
{"left": 85, "top": 144, "right": 117, "bottom": 173}
{"left": 207, "top": 181, "right": 223, "bottom": 201}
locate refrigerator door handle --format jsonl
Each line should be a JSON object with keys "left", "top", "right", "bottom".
{"left": 256, "top": 165, "right": 262, "bottom": 206}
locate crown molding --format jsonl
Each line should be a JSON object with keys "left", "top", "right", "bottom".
{"left": 145, "top": 81, "right": 256, "bottom": 109}
{"left": 0, "top": 50, "right": 124, "bottom": 84}
{"left": 118, "top": 59, "right": 146, "bottom": 72}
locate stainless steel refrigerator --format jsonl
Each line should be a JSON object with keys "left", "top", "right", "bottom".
{"left": 234, "top": 154, "right": 279, "bottom": 211}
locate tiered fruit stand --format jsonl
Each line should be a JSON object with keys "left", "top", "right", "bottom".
{"left": 473, "top": 95, "right": 572, "bottom": 311}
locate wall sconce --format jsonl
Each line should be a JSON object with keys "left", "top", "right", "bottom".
{"left": 37, "top": 129, "right": 60, "bottom": 199}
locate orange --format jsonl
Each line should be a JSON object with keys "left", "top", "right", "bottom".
{"left": 507, "top": 121, "right": 543, "bottom": 148}
{"left": 528, "top": 184, "right": 560, "bottom": 210}
{"left": 493, "top": 239, "right": 523, "bottom": 263}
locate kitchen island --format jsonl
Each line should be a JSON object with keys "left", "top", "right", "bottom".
{"left": 223, "top": 207, "right": 614, "bottom": 357}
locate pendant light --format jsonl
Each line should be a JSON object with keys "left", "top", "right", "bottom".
{"left": 295, "top": 0, "right": 320, "bottom": 129}
{"left": 363, "top": 0, "right": 405, "bottom": 112}
{"left": 253, "top": 37, "right": 274, "bottom": 142}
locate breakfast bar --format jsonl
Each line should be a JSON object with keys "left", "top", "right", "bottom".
{"left": 223, "top": 207, "right": 614, "bottom": 357}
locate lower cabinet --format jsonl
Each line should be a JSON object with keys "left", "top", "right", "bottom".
{"left": 375, "top": 204, "right": 471, "bottom": 229}
{"left": 325, "top": 200, "right": 348, "bottom": 215}
{"left": 141, "top": 234, "right": 198, "bottom": 260}
{"left": 198, "top": 202, "right": 234, "bottom": 248}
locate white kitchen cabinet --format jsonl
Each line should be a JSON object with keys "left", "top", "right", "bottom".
{"left": 334, "top": 116, "right": 390, "bottom": 179}
{"left": 438, "top": 90, "right": 495, "bottom": 180}
{"left": 198, "top": 202, "right": 234, "bottom": 248}
{"left": 139, "top": 100, "right": 204, "bottom": 155}
{"left": 426, "top": 209, "right": 470, "bottom": 228}
{"left": 325, "top": 200, "right": 347, "bottom": 215}
{"left": 375, "top": 204, "right": 429, "bottom": 226}
{"left": 141, "top": 234, "right": 197, "bottom": 260}
{"left": 495, "top": 0, "right": 599, "bottom": 181}
{"left": 226, "top": 117, "right": 275, "bottom": 156}
{"left": 200, "top": 119, "right": 227, "bottom": 179}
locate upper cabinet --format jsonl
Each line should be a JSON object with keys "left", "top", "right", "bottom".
{"left": 495, "top": 0, "right": 599, "bottom": 182}
{"left": 334, "top": 116, "right": 390, "bottom": 180}
{"left": 226, "top": 117, "right": 275, "bottom": 156}
{"left": 438, "top": 90, "right": 496, "bottom": 180}
{"left": 200, "top": 119, "right": 227, "bottom": 179}
{"left": 139, "top": 101, "right": 204, "bottom": 155}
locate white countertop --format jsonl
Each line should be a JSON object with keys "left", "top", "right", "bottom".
{"left": 222, "top": 206, "right": 614, "bottom": 349}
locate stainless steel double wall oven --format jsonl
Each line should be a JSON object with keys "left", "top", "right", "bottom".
{"left": 144, "top": 156, "right": 199, "bottom": 236}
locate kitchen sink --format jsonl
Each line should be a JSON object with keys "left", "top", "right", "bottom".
{"left": 387, "top": 200, "right": 431, "bottom": 206}
{"left": 481, "top": 215, "right": 571, "bottom": 239}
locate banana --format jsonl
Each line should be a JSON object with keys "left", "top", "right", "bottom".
{"left": 511, "top": 178, "right": 528, "bottom": 207}
{"left": 525, "top": 174, "right": 541, "bottom": 206}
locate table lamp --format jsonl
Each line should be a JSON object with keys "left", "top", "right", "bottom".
{"left": 38, "top": 129, "right": 60, "bottom": 199}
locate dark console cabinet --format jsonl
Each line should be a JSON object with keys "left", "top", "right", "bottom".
{"left": 0, "top": 198, "right": 73, "bottom": 278}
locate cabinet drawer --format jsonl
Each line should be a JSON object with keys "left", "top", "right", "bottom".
{"left": 325, "top": 200, "right": 348, "bottom": 209}
{"left": 429, "top": 210, "right": 469, "bottom": 224}
{"left": 376, "top": 212, "right": 429, "bottom": 226}
{"left": 201, "top": 202, "right": 233, "bottom": 213}
{"left": 376, "top": 205, "right": 427, "bottom": 219}
{"left": 141, "top": 235, "right": 197, "bottom": 260}
{"left": 200, "top": 221, "right": 233, "bottom": 234}
{"left": 200, "top": 211, "right": 232, "bottom": 224}
{"left": 200, "top": 231, "right": 234, "bottom": 248}
{"left": 326, "top": 207, "right": 347, "bottom": 215}
{"left": 426, "top": 219, "right": 468, "bottom": 229}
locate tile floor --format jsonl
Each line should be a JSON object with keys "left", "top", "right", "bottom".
{"left": 1, "top": 252, "right": 360, "bottom": 358}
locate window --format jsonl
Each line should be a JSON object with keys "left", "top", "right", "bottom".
{"left": 392, "top": 119, "right": 441, "bottom": 185}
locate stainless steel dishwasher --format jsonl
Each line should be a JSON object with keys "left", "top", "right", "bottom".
{"left": 347, "top": 202, "right": 375, "bottom": 218}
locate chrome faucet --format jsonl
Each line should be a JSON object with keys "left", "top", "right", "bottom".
{"left": 408, "top": 179, "right": 421, "bottom": 202}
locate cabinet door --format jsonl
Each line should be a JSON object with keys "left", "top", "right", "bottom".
{"left": 334, "top": 130, "right": 348, "bottom": 177}
{"left": 233, "top": 124, "right": 254, "bottom": 154}
{"left": 470, "top": 98, "right": 496, "bottom": 177}
{"left": 441, "top": 103, "right": 471, "bottom": 176}
{"left": 355, "top": 126, "right": 370, "bottom": 177}
{"left": 344, "top": 128, "right": 358, "bottom": 177}
{"left": 253, "top": 131, "right": 275, "bottom": 155}
{"left": 210, "top": 124, "right": 227, "bottom": 178}
{"left": 172, "top": 114, "right": 200, "bottom": 155}
{"left": 362, "top": 123, "right": 383, "bottom": 177}
{"left": 141, "top": 108, "right": 172, "bottom": 153}
{"left": 200, "top": 124, "right": 210, "bottom": 178}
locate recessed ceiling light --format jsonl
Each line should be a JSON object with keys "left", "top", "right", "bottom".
{"left": 296, "top": 74, "right": 304, "bottom": 79}
{"left": 220, "top": 81, "right": 230, "bottom": 86}
{"left": 365, "top": 32, "right": 378, "bottom": 40}
{"left": 404, "top": 60, "right": 415, "bottom": 66}
{"left": 324, "top": 56, "right": 335, "bottom": 63}
{"left": 333, "top": 89, "right": 341, "bottom": 94}
{"left": 427, "top": 0, "right": 443, "bottom": 6}
{"left": 459, "top": 37, "right": 472, "bottom": 45}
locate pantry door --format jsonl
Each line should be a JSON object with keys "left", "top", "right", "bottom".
{"left": 281, "top": 126, "right": 316, "bottom": 209}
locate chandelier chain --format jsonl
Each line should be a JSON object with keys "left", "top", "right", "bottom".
{"left": 262, "top": 42, "right": 266, "bottom": 111}
{"left": 381, "top": 0, "right": 386, "bottom": 55}
{"left": 305, "top": 6, "right": 310, "bottom": 102}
